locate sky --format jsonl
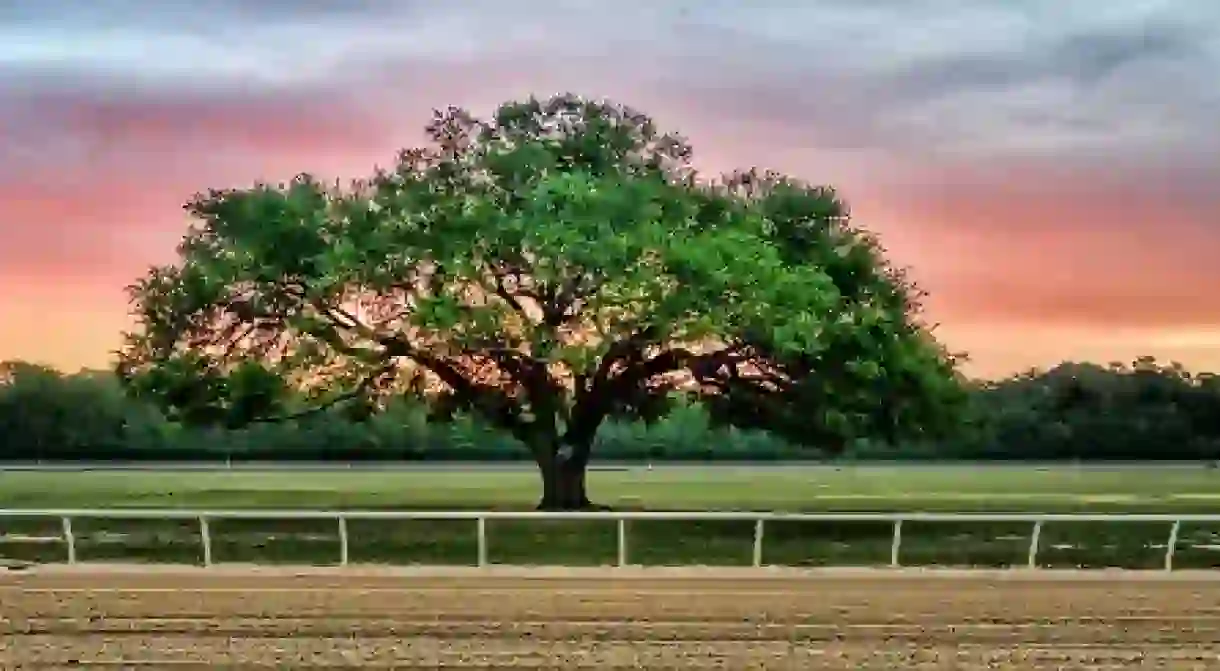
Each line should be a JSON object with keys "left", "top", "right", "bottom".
{"left": 1, "top": 0, "right": 1217, "bottom": 379}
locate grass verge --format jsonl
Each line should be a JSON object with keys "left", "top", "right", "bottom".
{"left": 2, "top": 466, "right": 1219, "bottom": 569}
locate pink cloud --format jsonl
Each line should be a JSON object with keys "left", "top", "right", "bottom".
{"left": 1, "top": 75, "right": 1218, "bottom": 376}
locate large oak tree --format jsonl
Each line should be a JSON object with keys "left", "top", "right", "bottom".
{"left": 118, "top": 94, "right": 965, "bottom": 509}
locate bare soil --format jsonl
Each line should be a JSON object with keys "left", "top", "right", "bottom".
{"left": 3, "top": 566, "right": 1219, "bottom": 669}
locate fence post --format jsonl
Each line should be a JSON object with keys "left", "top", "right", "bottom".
{"left": 617, "top": 517, "right": 628, "bottom": 567}
{"left": 1164, "top": 519, "right": 1181, "bottom": 572}
{"left": 476, "top": 516, "right": 487, "bottom": 567}
{"left": 61, "top": 516, "right": 76, "bottom": 565}
{"left": 752, "top": 518, "right": 765, "bottom": 567}
{"left": 890, "top": 519, "right": 903, "bottom": 568}
{"left": 337, "top": 515, "right": 349, "bottom": 567}
{"left": 199, "top": 516, "right": 212, "bottom": 567}
{"left": 1027, "top": 520, "right": 1043, "bottom": 569}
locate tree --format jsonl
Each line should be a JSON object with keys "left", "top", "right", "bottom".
{"left": 0, "top": 362, "right": 163, "bottom": 460}
{"left": 964, "top": 358, "right": 1220, "bottom": 461}
{"left": 117, "top": 93, "right": 965, "bottom": 509}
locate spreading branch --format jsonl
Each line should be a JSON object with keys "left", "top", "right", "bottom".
{"left": 118, "top": 93, "right": 964, "bottom": 496}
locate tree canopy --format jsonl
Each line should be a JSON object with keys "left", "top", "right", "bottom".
{"left": 117, "top": 93, "right": 964, "bottom": 509}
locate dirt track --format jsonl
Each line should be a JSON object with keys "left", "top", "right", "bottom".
{"left": 3, "top": 567, "right": 1220, "bottom": 669}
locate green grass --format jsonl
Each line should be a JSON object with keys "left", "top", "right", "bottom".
{"left": 2, "top": 465, "right": 1220, "bottom": 569}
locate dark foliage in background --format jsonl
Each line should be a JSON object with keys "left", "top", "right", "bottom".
{"left": 2, "top": 357, "right": 1218, "bottom": 463}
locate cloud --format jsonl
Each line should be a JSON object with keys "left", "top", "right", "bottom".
{"left": 0, "top": 67, "right": 402, "bottom": 279}
{"left": 0, "top": 0, "right": 1217, "bottom": 374}
{"left": 654, "top": 0, "right": 1220, "bottom": 163}
{"left": 6, "top": 0, "right": 1215, "bottom": 167}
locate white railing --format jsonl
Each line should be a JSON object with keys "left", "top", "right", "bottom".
{"left": 1, "top": 510, "right": 1216, "bottom": 571}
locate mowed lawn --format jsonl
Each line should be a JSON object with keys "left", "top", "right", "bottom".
{"left": 0, "top": 464, "right": 1218, "bottom": 512}
{"left": 4, "top": 465, "right": 1220, "bottom": 570}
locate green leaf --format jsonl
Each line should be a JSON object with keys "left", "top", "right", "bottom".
{"left": 118, "top": 92, "right": 964, "bottom": 464}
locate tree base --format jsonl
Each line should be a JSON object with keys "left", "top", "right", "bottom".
{"left": 534, "top": 497, "right": 612, "bottom": 512}
{"left": 536, "top": 458, "right": 598, "bottom": 511}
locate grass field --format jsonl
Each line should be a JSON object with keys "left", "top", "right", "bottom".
{"left": 3, "top": 465, "right": 1220, "bottom": 569}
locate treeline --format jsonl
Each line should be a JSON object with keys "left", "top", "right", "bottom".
{"left": 1, "top": 357, "right": 1218, "bottom": 462}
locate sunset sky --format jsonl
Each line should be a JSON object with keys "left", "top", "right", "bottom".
{"left": 2, "top": 1, "right": 1217, "bottom": 378}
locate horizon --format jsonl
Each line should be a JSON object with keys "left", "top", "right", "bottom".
{"left": 3, "top": 1, "right": 1218, "bottom": 379}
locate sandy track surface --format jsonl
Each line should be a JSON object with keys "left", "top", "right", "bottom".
{"left": 4, "top": 567, "right": 1220, "bottom": 669}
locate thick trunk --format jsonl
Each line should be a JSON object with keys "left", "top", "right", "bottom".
{"left": 536, "top": 456, "right": 592, "bottom": 510}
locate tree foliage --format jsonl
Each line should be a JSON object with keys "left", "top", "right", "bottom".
{"left": 966, "top": 358, "right": 1220, "bottom": 461}
{"left": 116, "top": 94, "right": 963, "bottom": 508}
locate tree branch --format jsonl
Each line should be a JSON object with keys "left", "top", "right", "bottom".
{"left": 383, "top": 335, "right": 532, "bottom": 438}
{"left": 245, "top": 362, "right": 397, "bottom": 424}
{"left": 485, "top": 264, "right": 534, "bottom": 323}
{"left": 562, "top": 339, "right": 748, "bottom": 453}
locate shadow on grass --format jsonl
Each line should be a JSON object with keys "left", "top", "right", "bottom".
{"left": 1037, "top": 521, "right": 1170, "bottom": 569}
{"left": 1173, "top": 522, "right": 1220, "bottom": 569}
{"left": 0, "top": 515, "right": 66, "bottom": 565}
{"left": 348, "top": 519, "right": 478, "bottom": 566}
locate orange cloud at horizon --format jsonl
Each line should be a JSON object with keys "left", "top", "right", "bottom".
{"left": 2, "top": 131, "right": 1217, "bottom": 381}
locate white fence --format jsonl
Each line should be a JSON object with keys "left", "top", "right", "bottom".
{"left": 1, "top": 510, "right": 1217, "bottom": 571}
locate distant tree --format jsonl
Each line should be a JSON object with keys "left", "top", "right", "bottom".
{"left": 967, "top": 358, "right": 1220, "bottom": 461}
{"left": 117, "top": 93, "right": 965, "bottom": 509}
{"left": 0, "top": 362, "right": 161, "bottom": 460}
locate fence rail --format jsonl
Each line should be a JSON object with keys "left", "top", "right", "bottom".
{"left": 2, "top": 510, "right": 1218, "bottom": 571}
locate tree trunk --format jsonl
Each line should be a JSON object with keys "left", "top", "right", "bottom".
{"left": 536, "top": 452, "right": 594, "bottom": 511}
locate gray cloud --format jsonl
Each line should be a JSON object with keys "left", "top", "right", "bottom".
{"left": 649, "top": 0, "right": 1220, "bottom": 165}
{"left": 2, "top": 0, "right": 1217, "bottom": 177}
{"left": 0, "top": 0, "right": 405, "bottom": 29}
